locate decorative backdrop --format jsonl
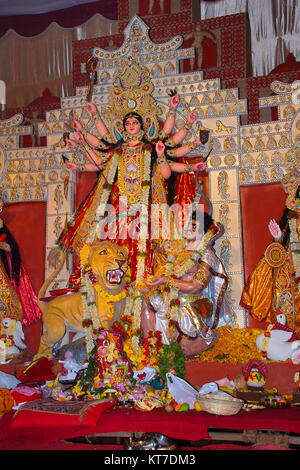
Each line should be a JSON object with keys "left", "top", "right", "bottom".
{"left": 0, "top": 6, "right": 299, "bottom": 335}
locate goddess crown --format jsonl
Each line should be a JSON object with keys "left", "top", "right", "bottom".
{"left": 103, "top": 57, "right": 161, "bottom": 142}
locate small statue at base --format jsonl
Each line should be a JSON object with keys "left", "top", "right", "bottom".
{"left": 0, "top": 318, "right": 26, "bottom": 362}
{"left": 58, "top": 351, "right": 85, "bottom": 384}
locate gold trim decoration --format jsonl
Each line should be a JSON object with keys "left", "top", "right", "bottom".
{"left": 264, "top": 242, "right": 287, "bottom": 268}
{"left": 282, "top": 137, "right": 300, "bottom": 213}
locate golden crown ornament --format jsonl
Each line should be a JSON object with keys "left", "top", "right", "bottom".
{"left": 103, "top": 57, "right": 161, "bottom": 142}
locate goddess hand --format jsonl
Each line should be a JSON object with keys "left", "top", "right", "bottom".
{"left": 193, "top": 162, "right": 207, "bottom": 172}
{"left": 268, "top": 219, "right": 282, "bottom": 240}
{"left": 66, "top": 138, "right": 78, "bottom": 149}
{"left": 170, "top": 93, "right": 180, "bottom": 109}
{"left": 86, "top": 102, "right": 97, "bottom": 115}
{"left": 187, "top": 110, "right": 198, "bottom": 125}
{"left": 72, "top": 118, "right": 83, "bottom": 131}
{"left": 73, "top": 132, "right": 85, "bottom": 143}
{"left": 156, "top": 140, "right": 165, "bottom": 157}
{"left": 65, "top": 162, "right": 78, "bottom": 171}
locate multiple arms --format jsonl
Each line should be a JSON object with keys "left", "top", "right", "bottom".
{"left": 161, "top": 92, "right": 179, "bottom": 136}
{"left": 154, "top": 93, "right": 207, "bottom": 178}
{"left": 64, "top": 95, "right": 207, "bottom": 177}
{"left": 65, "top": 131, "right": 103, "bottom": 172}
{"left": 156, "top": 140, "right": 206, "bottom": 179}
{"left": 144, "top": 262, "right": 211, "bottom": 295}
{"left": 72, "top": 102, "right": 109, "bottom": 145}
{"left": 166, "top": 109, "right": 198, "bottom": 148}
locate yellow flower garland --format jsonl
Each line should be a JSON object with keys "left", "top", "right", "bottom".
{"left": 131, "top": 147, "right": 152, "bottom": 357}
{"left": 77, "top": 143, "right": 153, "bottom": 355}
{"left": 79, "top": 243, "right": 128, "bottom": 352}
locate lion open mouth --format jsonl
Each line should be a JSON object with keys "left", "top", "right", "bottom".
{"left": 106, "top": 269, "right": 124, "bottom": 284}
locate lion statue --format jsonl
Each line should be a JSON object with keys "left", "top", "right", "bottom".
{"left": 34, "top": 241, "right": 129, "bottom": 359}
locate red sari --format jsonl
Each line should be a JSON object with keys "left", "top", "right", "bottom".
{"left": 59, "top": 141, "right": 171, "bottom": 284}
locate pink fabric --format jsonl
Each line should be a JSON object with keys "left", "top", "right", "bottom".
{"left": 8, "top": 256, "right": 41, "bottom": 325}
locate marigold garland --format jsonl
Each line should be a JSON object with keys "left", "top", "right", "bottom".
{"left": 130, "top": 146, "right": 152, "bottom": 357}
{"left": 79, "top": 243, "right": 129, "bottom": 353}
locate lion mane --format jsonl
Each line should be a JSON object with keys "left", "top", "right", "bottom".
{"left": 35, "top": 241, "right": 129, "bottom": 359}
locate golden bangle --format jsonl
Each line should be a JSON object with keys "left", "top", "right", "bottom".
{"left": 166, "top": 149, "right": 176, "bottom": 157}
{"left": 184, "top": 122, "right": 192, "bottom": 131}
{"left": 168, "top": 277, "right": 177, "bottom": 289}
{"left": 184, "top": 163, "right": 194, "bottom": 173}
{"left": 168, "top": 109, "right": 176, "bottom": 118}
{"left": 164, "top": 137, "right": 176, "bottom": 148}
{"left": 92, "top": 112, "right": 100, "bottom": 122}
{"left": 157, "top": 157, "right": 167, "bottom": 165}
{"left": 102, "top": 131, "right": 115, "bottom": 144}
{"left": 194, "top": 269, "right": 209, "bottom": 286}
{"left": 158, "top": 129, "right": 169, "bottom": 140}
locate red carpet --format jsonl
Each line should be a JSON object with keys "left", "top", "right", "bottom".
{"left": 0, "top": 405, "right": 297, "bottom": 450}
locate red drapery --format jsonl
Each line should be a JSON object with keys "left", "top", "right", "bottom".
{"left": 2, "top": 405, "right": 300, "bottom": 445}
{"left": 0, "top": 0, "right": 118, "bottom": 38}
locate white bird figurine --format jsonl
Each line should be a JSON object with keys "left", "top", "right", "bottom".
{"left": 256, "top": 313, "right": 300, "bottom": 363}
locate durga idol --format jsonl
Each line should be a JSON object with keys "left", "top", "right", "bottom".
{"left": 58, "top": 57, "right": 207, "bottom": 286}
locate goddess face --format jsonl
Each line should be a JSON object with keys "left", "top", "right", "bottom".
{"left": 124, "top": 116, "right": 142, "bottom": 136}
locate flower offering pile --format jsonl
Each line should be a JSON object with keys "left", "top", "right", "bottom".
{"left": 70, "top": 322, "right": 186, "bottom": 407}
{"left": 193, "top": 326, "right": 266, "bottom": 364}
{"left": 73, "top": 329, "right": 143, "bottom": 402}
